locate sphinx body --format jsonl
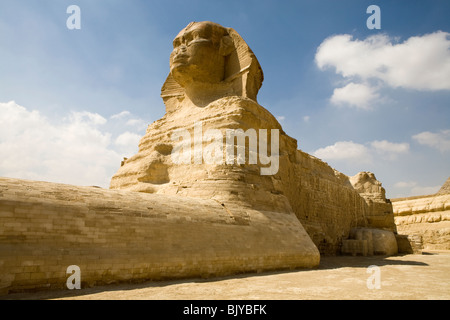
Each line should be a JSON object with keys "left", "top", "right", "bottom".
{"left": 110, "top": 21, "right": 396, "bottom": 254}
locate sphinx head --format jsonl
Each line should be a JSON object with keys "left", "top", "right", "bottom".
{"left": 162, "top": 21, "right": 264, "bottom": 109}
{"left": 170, "top": 21, "right": 234, "bottom": 86}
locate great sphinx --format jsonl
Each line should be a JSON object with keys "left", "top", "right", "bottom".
{"left": 0, "top": 21, "right": 399, "bottom": 294}
{"left": 110, "top": 21, "right": 397, "bottom": 251}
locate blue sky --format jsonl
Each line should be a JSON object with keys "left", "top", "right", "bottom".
{"left": 1, "top": 0, "right": 449, "bottom": 198}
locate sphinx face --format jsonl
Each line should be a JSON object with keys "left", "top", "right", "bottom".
{"left": 170, "top": 22, "right": 227, "bottom": 87}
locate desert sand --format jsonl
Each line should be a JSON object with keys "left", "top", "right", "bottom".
{"left": 5, "top": 251, "right": 449, "bottom": 300}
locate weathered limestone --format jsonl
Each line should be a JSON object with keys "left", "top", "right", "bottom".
{"left": 395, "top": 234, "right": 423, "bottom": 254}
{"left": 341, "top": 239, "right": 369, "bottom": 256}
{"left": 277, "top": 155, "right": 370, "bottom": 254}
{"left": 0, "top": 177, "right": 319, "bottom": 294}
{"left": 350, "top": 172, "right": 397, "bottom": 232}
{"left": 392, "top": 177, "right": 450, "bottom": 251}
{"left": 342, "top": 228, "right": 398, "bottom": 256}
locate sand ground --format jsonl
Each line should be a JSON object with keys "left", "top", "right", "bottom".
{"left": 5, "top": 251, "right": 450, "bottom": 300}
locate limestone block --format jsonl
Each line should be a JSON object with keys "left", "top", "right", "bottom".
{"left": 396, "top": 234, "right": 423, "bottom": 254}
{"left": 341, "top": 240, "right": 368, "bottom": 256}
{"left": 347, "top": 228, "right": 398, "bottom": 256}
{"left": 393, "top": 194, "right": 450, "bottom": 216}
{"left": 392, "top": 191, "right": 450, "bottom": 250}
{"left": 371, "top": 229, "right": 398, "bottom": 255}
{"left": 350, "top": 227, "right": 374, "bottom": 255}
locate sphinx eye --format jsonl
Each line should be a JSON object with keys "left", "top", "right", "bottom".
{"left": 184, "top": 33, "right": 194, "bottom": 44}
{"left": 192, "top": 31, "right": 200, "bottom": 40}
{"left": 173, "top": 38, "right": 181, "bottom": 48}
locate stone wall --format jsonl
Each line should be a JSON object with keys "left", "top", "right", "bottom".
{"left": 392, "top": 193, "right": 450, "bottom": 251}
{"left": 278, "top": 150, "right": 369, "bottom": 254}
{"left": 0, "top": 177, "right": 319, "bottom": 295}
{"left": 279, "top": 157, "right": 398, "bottom": 255}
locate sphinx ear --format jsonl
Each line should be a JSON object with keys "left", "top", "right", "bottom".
{"left": 219, "top": 35, "right": 234, "bottom": 56}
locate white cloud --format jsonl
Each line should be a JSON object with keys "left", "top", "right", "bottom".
{"left": 330, "top": 82, "right": 379, "bottom": 109}
{"left": 316, "top": 31, "right": 450, "bottom": 91}
{"left": 110, "top": 110, "right": 131, "bottom": 119}
{"left": 371, "top": 140, "right": 409, "bottom": 159}
{"left": 276, "top": 115, "right": 285, "bottom": 122}
{"left": 303, "top": 116, "right": 310, "bottom": 122}
{"left": 412, "top": 129, "right": 450, "bottom": 152}
{"left": 0, "top": 101, "right": 145, "bottom": 188}
{"left": 313, "top": 139, "right": 410, "bottom": 163}
{"left": 371, "top": 140, "right": 409, "bottom": 153}
{"left": 115, "top": 132, "right": 141, "bottom": 157}
{"left": 394, "top": 181, "right": 417, "bottom": 189}
{"left": 110, "top": 110, "right": 148, "bottom": 131}
{"left": 393, "top": 181, "right": 441, "bottom": 197}
{"left": 126, "top": 118, "right": 147, "bottom": 130}
{"left": 115, "top": 131, "right": 141, "bottom": 146}
{"left": 313, "top": 141, "right": 371, "bottom": 162}
{"left": 69, "top": 111, "right": 107, "bottom": 125}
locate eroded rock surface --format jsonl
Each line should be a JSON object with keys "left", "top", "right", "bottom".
{"left": 392, "top": 176, "right": 450, "bottom": 251}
